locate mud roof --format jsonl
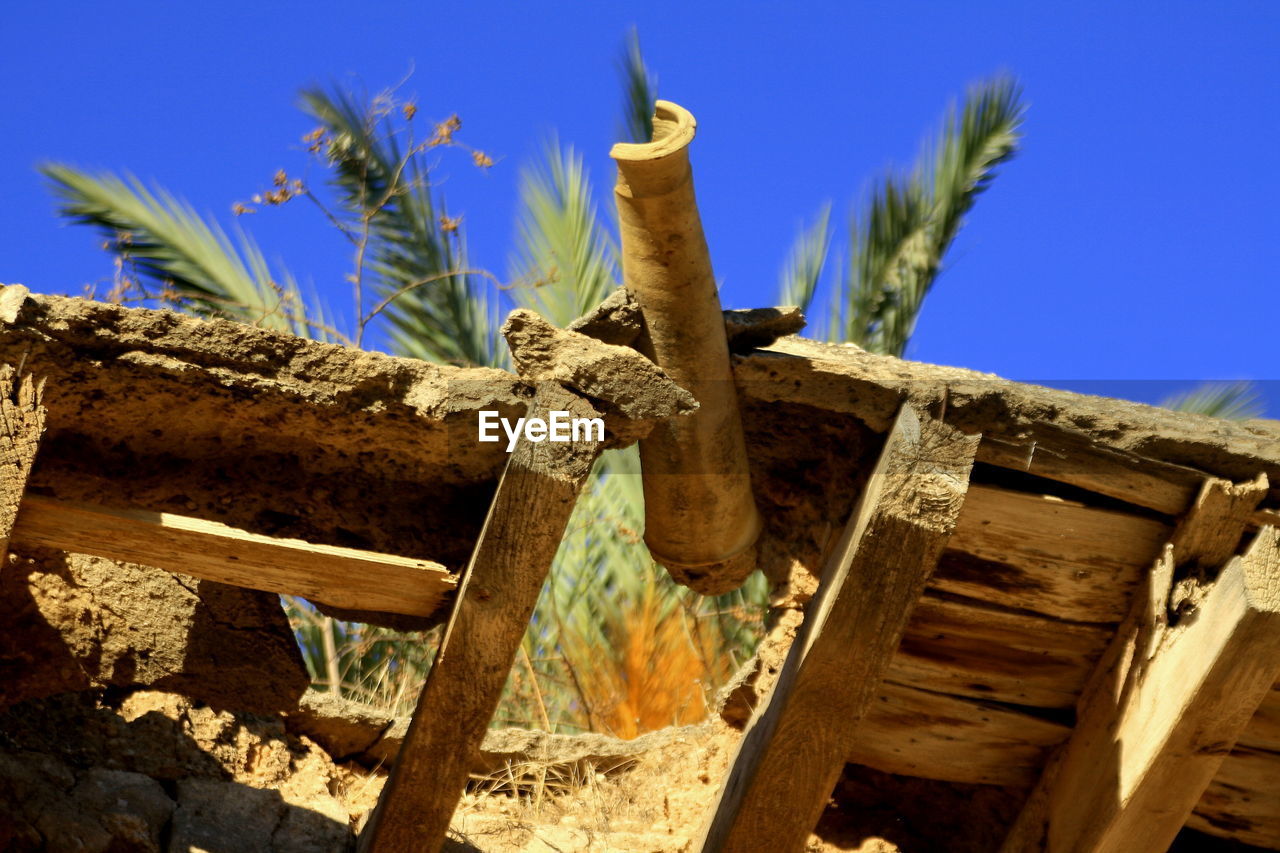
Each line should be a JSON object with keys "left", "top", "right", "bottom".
{"left": 3, "top": 284, "right": 1279, "bottom": 845}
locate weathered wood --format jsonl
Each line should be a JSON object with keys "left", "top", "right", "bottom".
{"left": 976, "top": 432, "right": 1204, "bottom": 516}
{"left": 1186, "top": 651, "right": 1280, "bottom": 847}
{"left": 699, "top": 405, "right": 979, "bottom": 852}
{"left": 1188, "top": 742, "right": 1280, "bottom": 847}
{"left": 0, "top": 364, "right": 45, "bottom": 560}
{"left": 1002, "top": 469, "right": 1280, "bottom": 853}
{"left": 981, "top": 435, "right": 1277, "bottom": 532}
{"left": 0, "top": 372, "right": 42, "bottom": 546}
{"left": 939, "top": 485, "right": 1170, "bottom": 622}
{"left": 850, "top": 679, "right": 1071, "bottom": 787}
{"left": 741, "top": 336, "right": 1280, "bottom": 510}
{"left": 1170, "top": 474, "right": 1269, "bottom": 569}
{"left": 1237, "top": 684, "right": 1280, "bottom": 751}
{"left": 358, "top": 384, "right": 603, "bottom": 853}
{"left": 891, "top": 591, "right": 1112, "bottom": 709}
{"left": 10, "top": 494, "right": 454, "bottom": 617}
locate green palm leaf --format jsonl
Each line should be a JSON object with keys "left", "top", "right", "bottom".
{"left": 301, "top": 87, "right": 499, "bottom": 366}
{"left": 618, "top": 26, "right": 658, "bottom": 144}
{"left": 778, "top": 203, "right": 832, "bottom": 315}
{"left": 837, "top": 77, "right": 1024, "bottom": 355}
{"left": 40, "top": 164, "right": 317, "bottom": 337}
{"left": 1162, "top": 382, "right": 1263, "bottom": 420}
{"left": 511, "top": 141, "right": 619, "bottom": 325}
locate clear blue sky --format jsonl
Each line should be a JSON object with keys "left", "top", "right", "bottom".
{"left": 2, "top": 2, "right": 1277, "bottom": 415}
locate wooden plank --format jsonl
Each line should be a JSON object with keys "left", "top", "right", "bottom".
{"left": 891, "top": 591, "right": 1111, "bottom": 709}
{"left": 358, "top": 384, "right": 604, "bottom": 853}
{"left": 698, "top": 405, "right": 979, "bottom": 852}
{"left": 11, "top": 495, "right": 454, "bottom": 618}
{"left": 939, "top": 485, "right": 1169, "bottom": 622}
{"left": 980, "top": 435, "right": 1279, "bottom": 532}
{"left": 850, "top": 679, "right": 1071, "bottom": 787}
{"left": 1236, "top": 684, "right": 1280, "bottom": 751}
{"left": 0, "top": 364, "right": 45, "bottom": 560}
{"left": 976, "top": 432, "right": 1202, "bottom": 517}
{"left": 1184, "top": 685, "right": 1280, "bottom": 847}
{"left": 1187, "top": 744, "right": 1280, "bottom": 848}
{"left": 1001, "top": 481, "right": 1280, "bottom": 853}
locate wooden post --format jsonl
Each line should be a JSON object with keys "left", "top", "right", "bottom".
{"left": 1001, "top": 476, "right": 1280, "bottom": 853}
{"left": 0, "top": 364, "right": 44, "bottom": 562}
{"left": 357, "top": 383, "right": 604, "bottom": 852}
{"left": 697, "top": 405, "right": 979, "bottom": 852}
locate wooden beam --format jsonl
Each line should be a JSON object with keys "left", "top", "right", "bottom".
{"left": 979, "top": 435, "right": 1278, "bottom": 531}
{"left": 891, "top": 590, "right": 1112, "bottom": 710}
{"left": 697, "top": 405, "right": 979, "bottom": 853}
{"left": 976, "top": 431, "right": 1204, "bottom": 517}
{"left": 1002, "top": 477, "right": 1280, "bottom": 853}
{"left": 941, "top": 484, "right": 1170, "bottom": 622}
{"left": 0, "top": 364, "right": 44, "bottom": 561}
{"left": 849, "top": 679, "right": 1070, "bottom": 787}
{"left": 358, "top": 383, "right": 604, "bottom": 853}
{"left": 11, "top": 495, "right": 454, "bottom": 618}
{"left": 745, "top": 336, "right": 1280, "bottom": 512}
{"left": 1169, "top": 473, "right": 1269, "bottom": 569}
{"left": 1187, "top": 738, "right": 1280, "bottom": 847}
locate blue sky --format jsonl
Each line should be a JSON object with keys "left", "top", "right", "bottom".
{"left": 2, "top": 2, "right": 1277, "bottom": 415}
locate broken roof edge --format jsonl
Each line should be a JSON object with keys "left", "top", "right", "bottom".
{"left": 737, "top": 336, "right": 1280, "bottom": 510}
{"left": 0, "top": 284, "right": 522, "bottom": 422}
{"left": 4, "top": 284, "right": 1277, "bottom": 514}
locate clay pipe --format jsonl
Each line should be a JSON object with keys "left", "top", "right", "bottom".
{"left": 611, "top": 100, "right": 762, "bottom": 595}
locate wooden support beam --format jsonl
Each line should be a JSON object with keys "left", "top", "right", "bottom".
{"left": 0, "top": 364, "right": 44, "bottom": 561}
{"left": 1188, "top": 728, "right": 1280, "bottom": 847}
{"left": 891, "top": 590, "right": 1113, "bottom": 710}
{"left": 942, "top": 484, "right": 1170, "bottom": 622}
{"left": 357, "top": 383, "right": 604, "bottom": 853}
{"left": 975, "top": 432, "right": 1204, "bottom": 517}
{"left": 849, "top": 678, "right": 1070, "bottom": 787}
{"left": 979, "top": 433, "right": 1278, "bottom": 531}
{"left": 10, "top": 495, "right": 454, "bottom": 617}
{"left": 697, "top": 405, "right": 979, "bottom": 853}
{"left": 1001, "top": 476, "right": 1280, "bottom": 853}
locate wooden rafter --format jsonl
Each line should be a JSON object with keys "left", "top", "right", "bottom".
{"left": 697, "top": 405, "right": 980, "bottom": 852}
{"left": 1002, "top": 476, "right": 1280, "bottom": 853}
{"left": 357, "top": 383, "right": 605, "bottom": 852}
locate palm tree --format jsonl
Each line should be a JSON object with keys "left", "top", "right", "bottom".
{"left": 38, "top": 32, "right": 1028, "bottom": 729}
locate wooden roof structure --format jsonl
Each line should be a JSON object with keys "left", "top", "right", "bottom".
{"left": 1, "top": 283, "right": 1278, "bottom": 850}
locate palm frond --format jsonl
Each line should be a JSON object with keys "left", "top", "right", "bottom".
{"left": 844, "top": 177, "right": 933, "bottom": 354}
{"left": 1161, "top": 382, "right": 1263, "bottom": 420}
{"left": 301, "top": 86, "right": 500, "bottom": 366}
{"left": 511, "top": 141, "right": 620, "bottom": 325}
{"left": 927, "top": 77, "right": 1024, "bottom": 258}
{"left": 379, "top": 224, "right": 500, "bottom": 367}
{"left": 838, "top": 76, "right": 1024, "bottom": 356}
{"left": 41, "top": 164, "right": 313, "bottom": 336}
{"left": 777, "top": 203, "right": 832, "bottom": 315}
{"left": 618, "top": 27, "right": 658, "bottom": 144}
